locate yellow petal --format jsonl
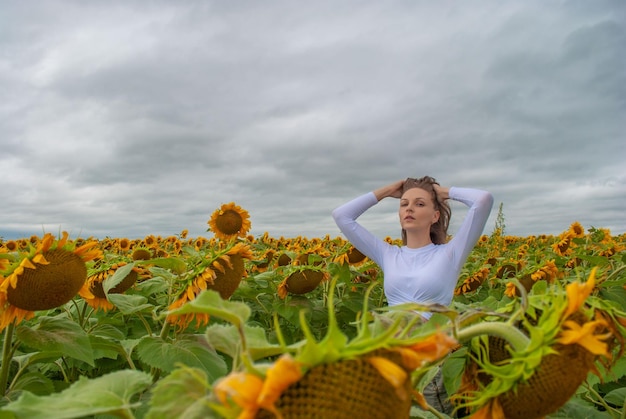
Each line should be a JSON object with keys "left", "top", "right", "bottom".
{"left": 8, "top": 273, "right": 19, "bottom": 288}
{"left": 471, "top": 398, "right": 505, "bottom": 419}
{"left": 277, "top": 281, "right": 288, "bottom": 299}
{"left": 367, "top": 356, "right": 408, "bottom": 400}
{"left": 214, "top": 372, "right": 263, "bottom": 412}
{"left": 558, "top": 319, "right": 610, "bottom": 356}
{"left": 20, "top": 258, "right": 37, "bottom": 270}
{"left": 405, "top": 332, "right": 458, "bottom": 365}
{"left": 38, "top": 233, "right": 55, "bottom": 252}
{"left": 564, "top": 268, "right": 596, "bottom": 318}
{"left": 32, "top": 254, "right": 49, "bottom": 265}
{"left": 257, "top": 354, "right": 302, "bottom": 411}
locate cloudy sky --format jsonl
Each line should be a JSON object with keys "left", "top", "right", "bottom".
{"left": 1, "top": 0, "right": 624, "bottom": 242}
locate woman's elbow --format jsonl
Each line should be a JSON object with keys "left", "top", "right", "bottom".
{"left": 482, "top": 191, "right": 495, "bottom": 209}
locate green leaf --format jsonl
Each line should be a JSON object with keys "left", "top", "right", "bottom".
{"left": 89, "top": 334, "right": 123, "bottom": 360}
{"left": 1, "top": 370, "right": 152, "bottom": 419}
{"left": 10, "top": 371, "right": 55, "bottom": 396}
{"left": 103, "top": 262, "right": 135, "bottom": 294}
{"left": 134, "top": 276, "right": 169, "bottom": 294}
{"left": 11, "top": 351, "right": 65, "bottom": 369}
{"left": 0, "top": 410, "right": 16, "bottom": 419}
{"left": 145, "top": 366, "right": 213, "bottom": 419}
{"left": 206, "top": 324, "right": 286, "bottom": 361}
{"left": 548, "top": 396, "right": 612, "bottom": 418}
{"left": 598, "top": 287, "right": 626, "bottom": 311}
{"left": 138, "top": 257, "right": 187, "bottom": 274}
{"left": 604, "top": 387, "right": 626, "bottom": 407}
{"left": 275, "top": 297, "right": 312, "bottom": 327}
{"left": 89, "top": 323, "right": 125, "bottom": 340}
{"left": 576, "top": 254, "right": 612, "bottom": 267}
{"left": 16, "top": 316, "right": 94, "bottom": 366}
{"left": 136, "top": 335, "right": 227, "bottom": 381}
{"left": 107, "top": 293, "right": 154, "bottom": 314}
{"left": 166, "top": 289, "right": 251, "bottom": 327}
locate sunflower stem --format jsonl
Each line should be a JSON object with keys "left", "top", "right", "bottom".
{"left": 583, "top": 381, "right": 621, "bottom": 418}
{"left": 158, "top": 319, "right": 171, "bottom": 340}
{"left": 0, "top": 322, "right": 15, "bottom": 395}
{"left": 605, "top": 264, "right": 626, "bottom": 283}
{"left": 424, "top": 404, "right": 447, "bottom": 419}
{"left": 456, "top": 321, "right": 530, "bottom": 351}
{"left": 136, "top": 313, "right": 153, "bottom": 336}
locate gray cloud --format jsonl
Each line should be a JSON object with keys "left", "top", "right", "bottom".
{"left": 1, "top": 0, "right": 624, "bottom": 241}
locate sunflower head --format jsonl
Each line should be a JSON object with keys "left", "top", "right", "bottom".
{"left": 0, "top": 232, "right": 102, "bottom": 331}
{"left": 277, "top": 268, "right": 328, "bottom": 299}
{"left": 5, "top": 249, "right": 87, "bottom": 311}
{"left": 166, "top": 242, "right": 253, "bottom": 330}
{"left": 456, "top": 268, "right": 618, "bottom": 418}
{"left": 208, "top": 202, "right": 251, "bottom": 240}
{"left": 346, "top": 246, "right": 367, "bottom": 265}
{"left": 89, "top": 263, "right": 139, "bottom": 298}
{"left": 117, "top": 238, "right": 132, "bottom": 252}
{"left": 131, "top": 247, "right": 153, "bottom": 261}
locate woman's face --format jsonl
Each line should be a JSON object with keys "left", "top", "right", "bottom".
{"left": 399, "top": 187, "right": 440, "bottom": 232}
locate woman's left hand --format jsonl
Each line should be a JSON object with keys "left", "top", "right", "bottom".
{"left": 434, "top": 184, "right": 450, "bottom": 201}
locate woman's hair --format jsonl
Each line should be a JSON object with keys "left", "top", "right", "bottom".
{"left": 401, "top": 176, "right": 451, "bottom": 245}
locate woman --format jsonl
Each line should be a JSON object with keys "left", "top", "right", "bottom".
{"left": 332, "top": 176, "right": 493, "bottom": 415}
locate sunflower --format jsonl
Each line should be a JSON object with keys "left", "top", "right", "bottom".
{"left": 118, "top": 238, "right": 132, "bottom": 252}
{"left": 0, "top": 232, "right": 102, "bottom": 332}
{"left": 167, "top": 275, "right": 212, "bottom": 330}
{"left": 277, "top": 268, "right": 329, "bottom": 299}
{"left": 333, "top": 244, "right": 367, "bottom": 266}
{"left": 456, "top": 268, "right": 618, "bottom": 419}
{"left": 530, "top": 259, "right": 559, "bottom": 282}
{"left": 79, "top": 262, "right": 141, "bottom": 312}
{"left": 166, "top": 242, "right": 253, "bottom": 330}
{"left": 552, "top": 233, "right": 574, "bottom": 256}
{"left": 208, "top": 202, "right": 252, "bottom": 241}
{"left": 206, "top": 243, "right": 253, "bottom": 299}
{"left": 131, "top": 247, "right": 153, "bottom": 261}
{"left": 209, "top": 278, "right": 458, "bottom": 419}
{"left": 4, "top": 241, "right": 19, "bottom": 252}
{"left": 568, "top": 221, "right": 586, "bottom": 238}
{"left": 455, "top": 267, "right": 490, "bottom": 295}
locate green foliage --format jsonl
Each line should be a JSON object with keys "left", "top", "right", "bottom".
{"left": 1, "top": 370, "right": 152, "bottom": 419}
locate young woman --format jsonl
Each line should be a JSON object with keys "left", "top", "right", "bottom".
{"left": 332, "top": 176, "right": 493, "bottom": 415}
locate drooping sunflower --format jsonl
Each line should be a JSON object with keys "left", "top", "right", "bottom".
{"left": 277, "top": 268, "right": 329, "bottom": 299}
{"left": 0, "top": 232, "right": 102, "bottom": 331}
{"left": 333, "top": 243, "right": 367, "bottom": 266}
{"left": 166, "top": 242, "right": 253, "bottom": 330}
{"left": 79, "top": 261, "right": 141, "bottom": 312}
{"left": 208, "top": 202, "right": 251, "bottom": 241}
{"left": 455, "top": 267, "right": 490, "bottom": 296}
{"left": 456, "top": 268, "right": 620, "bottom": 419}
{"left": 208, "top": 278, "right": 459, "bottom": 419}
{"left": 207, "top": 244, "right": 254, "bottom": 300}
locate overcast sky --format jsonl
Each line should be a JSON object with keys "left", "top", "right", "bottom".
{"left": 1, "top": 0, "right": 624, "bottom": 242}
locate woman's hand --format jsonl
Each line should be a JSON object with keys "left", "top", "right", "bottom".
{"left": 374, "top": 180, "right": 405, "bottom": 201}
{"left": 434, "top": 184, "right": 450, "bottom": 201}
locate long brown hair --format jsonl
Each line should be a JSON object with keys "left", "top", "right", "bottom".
{"left": 401, "top": 176, "right": 451, "bottom": 245}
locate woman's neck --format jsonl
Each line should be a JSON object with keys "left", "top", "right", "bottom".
{"left": 405, "top": 233, "right": 433, "bottom": 249}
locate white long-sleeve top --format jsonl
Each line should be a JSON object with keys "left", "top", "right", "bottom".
{"left": 332, "top": 187, "right": 493, "bottom": 318}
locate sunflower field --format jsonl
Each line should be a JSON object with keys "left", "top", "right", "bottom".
{"left": 0, "top": 202, "right": 625, "bottom": 419}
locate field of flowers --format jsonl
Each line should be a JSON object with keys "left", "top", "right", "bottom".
{"left": 0, "top": 202, "right": 624, "bottom": 419}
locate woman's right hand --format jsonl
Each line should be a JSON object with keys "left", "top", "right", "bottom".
{"left": 374, "top": 180, "right": 405, "bottom": 201}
